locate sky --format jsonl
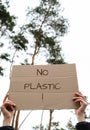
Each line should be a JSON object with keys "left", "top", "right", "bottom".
{"left": 1, "top": 0, "right": 89, "bottom": 99}
{"left": 60, "top": 0, "right": 90, "bottom": 97}
{"left": 0, "top": 0, "right": 90, "bottom": 128}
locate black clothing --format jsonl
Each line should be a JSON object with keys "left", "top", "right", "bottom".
{"left": 76, "top": 121, "right": 90, "bottom": 130}
{"left": 0, "top": 122, "right": 90, "bottom": 130}
{"left": 0, "top": 126, "right": 14, "bottom": 130}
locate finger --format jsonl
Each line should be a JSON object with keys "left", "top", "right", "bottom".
{"left": 74, "top": 92, "right": 86, "bottom": 100}
{"left": 4, "top": 100, "right": 15, "bottom": 104}
{"left": 73, "top": 96, "right": 85, "bottom": 101}
{"left": 75, "top": 92, "right": 84, "bottom": 97}
{"left": 3, "top": 101, "right": 16, "bottom": 107}
{"left": 73, "top": 97, "right": 87, "bottom": 106}
{"left": 2, "top": 102, "right": 16, "bottom": 112}
{"left": 3, "top": 94, "right": 9, "bottom": 103}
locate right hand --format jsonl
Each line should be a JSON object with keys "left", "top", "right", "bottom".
{"left": 72, "top": 92, "right": 87, "bottom": 122}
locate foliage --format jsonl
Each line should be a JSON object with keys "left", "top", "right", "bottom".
{"left": 32, "top": 121, "right": 66, "bottom": 130}
{"left": 0, "top": 0, "right": 16, "bottom": 35}
{"left": 10, "top": 32, "right": 28, "bottom": 50}
{"left": 0, "top": 0, "right": 69, "bottom": 129}
{"left": 0, "top": 0, "right": 29, "bottom": 75}
{"left": 1, "top": 1, "right": 90, "bottom": 130}
{"left": 24, "top": 0, "right": 68, "bottom": 64}
{"left": 0, "top": 0, "right": 69, "bottom": 76}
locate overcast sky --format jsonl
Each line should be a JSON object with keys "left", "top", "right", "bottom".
{"left": 0, "top": 0, "right": 90, "bottom": 128}
{"left": 61, "top": 0, "right": 90, "bottom": 98}
{"left": 3, "top": 0, "right": 90, "bottom": 99}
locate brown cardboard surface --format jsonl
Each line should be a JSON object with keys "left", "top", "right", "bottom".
{"left": 9, "top": 64, "right": 79, "bottom": 110}
{"left": 9, "top": 92, "right": 43, "bottom": 109}
{"left": 43, "top": 92, "right": 79, "bottom": 109}
{"left": 9, "top": 92, "right": 79, "bottom": 110}
{"left": 10, "top": 64, "right": 77, "bottom": 77}
{"left": 9, "top": 77, "right": 78, "bottom": 93}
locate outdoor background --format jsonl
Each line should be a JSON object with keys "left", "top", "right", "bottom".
{"left": 0, "top": 0, "right": 90, "bottom": 129}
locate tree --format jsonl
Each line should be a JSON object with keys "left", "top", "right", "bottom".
{"left": 23, "top": 0, "right": 68, "bottom": 65}
{"left": 0, "top": 0, "right": 15, "bottom": 34}
{"left": 32, "top": 121, "right": 66, "bottom": 130}
{"left": 1, "top": 1, "right": 90, "bottom": 130}
{"left": 66, "top": 120, "right": 76, "bottom": 130}
{"left": 0, "top": 0, "right": 68, "bottom": 76}
{"left": 0, "top": 0, "right": 69, "bottom": 130}
{"left": 0, "top": 0, "right": 28, "bottom": 76}
{"left": 0, "top": 0, "right": 15, "bottom": 75}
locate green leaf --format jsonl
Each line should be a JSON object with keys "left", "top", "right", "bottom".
{"left": 0, "top": 53, "right": 10, "bottom": 61}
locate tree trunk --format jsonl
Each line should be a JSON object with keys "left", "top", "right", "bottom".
{"left": 48, "top": 110, "right": 54, "bottom": 130}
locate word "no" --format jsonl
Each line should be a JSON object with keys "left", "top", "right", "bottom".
{"left": 37, "top": 69, "right": 48, "bottom": 76}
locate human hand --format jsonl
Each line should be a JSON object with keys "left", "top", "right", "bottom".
{"left": 0, "top": 94, "right": 16, "bottom": 126}
{"left": 72, "top": 92, "right": 87, "bottom": 122}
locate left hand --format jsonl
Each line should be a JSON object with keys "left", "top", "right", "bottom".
{"left": 0, "top": 94, "right": 16, "bottom": 126}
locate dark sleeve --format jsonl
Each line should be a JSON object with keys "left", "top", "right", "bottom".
{"left": 0, "top": 126, "right": 14, "bottom": 130}
{"left": 76, "top": 122, "right": 90, "bottom": 130}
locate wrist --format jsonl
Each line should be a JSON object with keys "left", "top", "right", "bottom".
{"left": 77, "top": 114, "right": 86, "bottom": 122}
{"left": 3, "top": 118, "right": 11, "bottom": 126}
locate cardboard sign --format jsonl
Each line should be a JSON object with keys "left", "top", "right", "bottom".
{"left": 9, "top": 64, "right": 79, "bottom": 110}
